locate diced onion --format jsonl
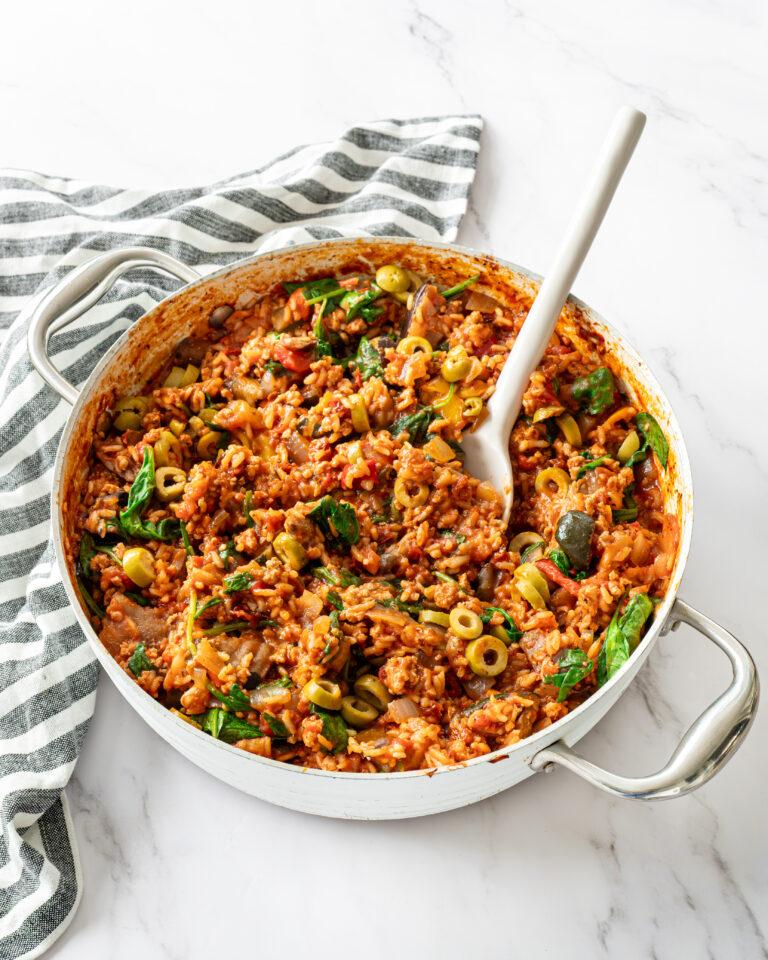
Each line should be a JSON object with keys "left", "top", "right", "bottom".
{"left": 388, "top": 697, "right": 419, "bottom": 721}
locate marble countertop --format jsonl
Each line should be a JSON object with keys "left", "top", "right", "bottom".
{"left": 4, "top": 1, "right": 766, "bottom": 956}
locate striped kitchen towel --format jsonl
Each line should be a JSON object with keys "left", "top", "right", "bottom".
{"left": 0, "top": 114, "right": 482, "bottom": 958}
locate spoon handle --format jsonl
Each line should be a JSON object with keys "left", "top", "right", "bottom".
{"left": 487, "top": 106, "right": 646, "bottom": 440}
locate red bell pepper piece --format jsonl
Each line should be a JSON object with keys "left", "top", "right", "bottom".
{"left": 274, "top": 342, "right": 312, "bottom": 373}
{"left": 287, "top": 288, "right": 311, "bottom": 321}
{"left": 535, "top": 559, "right": 582, "bottom": 597}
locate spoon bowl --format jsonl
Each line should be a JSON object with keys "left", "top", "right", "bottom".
{"left": 462, "top": 106, "right": 646, "bottom": 522}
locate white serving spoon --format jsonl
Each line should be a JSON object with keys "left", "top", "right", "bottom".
{"left": 462, "top": 106, "right": 647, "bottom": 523}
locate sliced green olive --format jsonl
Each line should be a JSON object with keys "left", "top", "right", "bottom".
{"left": 449, "top": 606, "right": 483, "bottom": 640}
{"left": 419, "top": 610, "right": 451, "bottom": 628}
{"left": 273, "top": 532, "right": 307, "bottom": 571}
{"left": 375, "top": 264, "right": 410, "bottom": 294}
{"left": 441, "top": 346, "right": 471, "bottom": 383}
{"left": 197, "top": 430, "right": 222, "bottom": 460}
{"left": 303, "top": 678, "right": 342, "bottom": 710}
{"left": 154, "top": 430, "right": 182, "bottom": 467}
{"left": 341, "top": 695, "right": 379, "bottom": 728}
{"left": 180, "top": 364, "right": 200, "bottom": 387}
{"left": 155, "top": 466, "right": 187, "bottom": 502}
{"left": 114, "top": 395, "right": 149, "bottom": 420}
{"left": 113, "top": 411, "right": 142, "bottom": 431}
{"left": 354, "top": 674, "right": 390, "bottom": 712}
{"left": 618, "top": 429, "right": 641, "bottom": 464}
{"left": 466, "top": 635, "right": 508, "bottom": 677}
{"left": 163, "top": 366, "right": 187, "bottom": 388}
{"left": 122, "top": 547, "right": 155, "bottom": 588}
{"left": 199, "top": 407, "right": 219, "bottom": 425}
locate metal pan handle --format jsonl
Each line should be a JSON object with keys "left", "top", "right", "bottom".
{"left": 528, "top": 598, "right": 758, "bottom": 799}
{"left": 27, "top": 247, "right": 200, "bottom": 405}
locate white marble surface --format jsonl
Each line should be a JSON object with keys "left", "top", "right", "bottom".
{"left": 3, "top": 1, "right": 767, "bottom": 956}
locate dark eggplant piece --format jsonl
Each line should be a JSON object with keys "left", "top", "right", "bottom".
{"left": 476, "top": 563, "right": 499, "bottom": 601}
{"left": 209, "top": 304, "right": 234, "bottom": 328}
{"left": 175, "top": 337, "right": 210, "bottom": 366}
{"left": 555, "top": 510, "right": 595, "bottom": 571}
{"left": 398, "top": 283, "right": 445, "bottom": 346}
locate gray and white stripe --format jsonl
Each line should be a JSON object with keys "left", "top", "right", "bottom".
{"left": 0, "top": 114, "right": 482, "bottom": 958}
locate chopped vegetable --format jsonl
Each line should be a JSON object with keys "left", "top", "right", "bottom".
{"left": 118, "top": 448, "right": 179, "bottom": 542}
{"left": 635, "top": 412, "right": 669, "bottom": 469}
{"left": 555, "top": 510, "right": 595, "bottom": 571}
{"left": 308, "top": 496, "right": 360, "bottom": 546}
{"left": 480, "top": 607, "right": 522, "bottom": 644}
{"left": 310, "top": 704, "right": 349, "bottom": 754}
{"left": 465, "top": 635, "right": 508, "bottom": 677}
{"left": 576, "top": 455, "right": 610, "bottom": 478}
{"left": 201, "top": 708, "right": 263, "bottom": 743}
{"left": 442, "top": 274, "right": 480, "bottom": 300}
{"left": 223, "top": 570, "right": 255, "bottom": 594}
{"left": 180, "top": 521, "right": 194, "bottom": 556}
{"left": 208, "top": 681, "right": 251, "bottom": 712}
{"left": 535, "top": 559, "right": 582, "bottom": 597}
{"left": 352, "top": 336, "right": 383, "bottom": 380}
{"left": 342, "top": 286, "right": 383, "bottom": 322}
{"left": 194, "top": 597, "right": 223, "bottom": 619}
{"left": 128, "top": 643, "right": 154, "bottom": 677}
{"left": 544, "top": 648, "right": 593, "bottom": 702}
{"left": 597, "top": 593, "right": 654, "bottom": 685}
{"left": 388, "top": 406, "right": 437, "bottom": 444}
{"left": 203, "top": 621, "right": 249, "bottom": 636}
{"left": 312, "top": 565, "right": 362, "bottom": 587}
{"left": 572, "top": 367, "right": 616, "bottom": 415}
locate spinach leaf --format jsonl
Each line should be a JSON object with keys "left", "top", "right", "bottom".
{"left": 300, "top": 278, "right": 346, "bottom": 306}
{"left": 78, "top": 532, "right": 97, "bottom": 579}
{"left": 223, "top": 571, "right": 255, "bottom": 594}
{"left": 636, "top": 413, "right": 669, "bottom": 469}
{"left": 203, "top": 620, "right": 250, "bottom": 637}
{"left": 378, "top": 597, "right": 423, "bottom": 616}
{"left": 352, "top": 336, "right": 383, "bottom": 380}
{"left": 313, "top": 315, "right": 336, "bottom": 358}
{"left": 308, "top": 496, "right": 359, "bottom": 546}
{"left": 547, "top": 550, "right": 571, "bottom": 575}
{"left": 480, "top": 606, "right": 522, "bottom": 644}
{"left": 388, "top": 406, "right": 437, "bottom": 444}
{"left": 79, "top": 532, "right": 120, "bottom": 567}
{"left": 180, "top": 521, "right": 195, "bottom": 556}
{"left": 218, "top": 539, "right": 242, "bottom": 568}
{"left": 438, "top": 529, "right": 466, "bottom": 543}
{"left": 342, "top": 286, "right": 382, "bottom": 321}
{"left": 194, "top": 597, "right": 223, "bottom": 619}
{"left": 128, "top": 643, "right": 155, "bottom": 677}
{"left": 201, "top": 708, "right": 263, "bottom": 743}
{"left": 125, "top": 591, "right": 149, "bottom": 607}
{"left": 612, "top": 488, "right": 638, "bottom": 524}
{"left": 310, "top": 704, "right": 349, "bottom": 754}
{"left": 243, "top": 490, "right": 255, "bottom": 527}
{"left": 617, "top": 593, "right": 654, "bottom": 650}
{"left": 312, "top": 565, "right": 362, "bottom": 587}
{"left": 208, "top": 681, "right": 251, "bottom": 712}
{"left": 118, "top": 448, "right": 179, "bottom": 541}
{"left": 572, "top": 367, "right": 616, "bottom": 415}
{"left": 442, "top": 274, "right": 479, "bottom": 300}
{"left": 265, "top": 359, "right": 288, "bottom": 376}
{"left": 576, "top": 455, "right": 610, "bottom": 478}
{"left": 263, "top": 713, "right": 289, "bottom": 738}
{"left": 77, "top": 577, "right": 104, "bottom": 618}
{"left": 544, "top": 648, "right": 593, "bottom": 702}
{"left": 326, "top": 590, "right": 344, "bottom": 610}
{"left": 597, "top": 593, "right": 654, "bottom": 685}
